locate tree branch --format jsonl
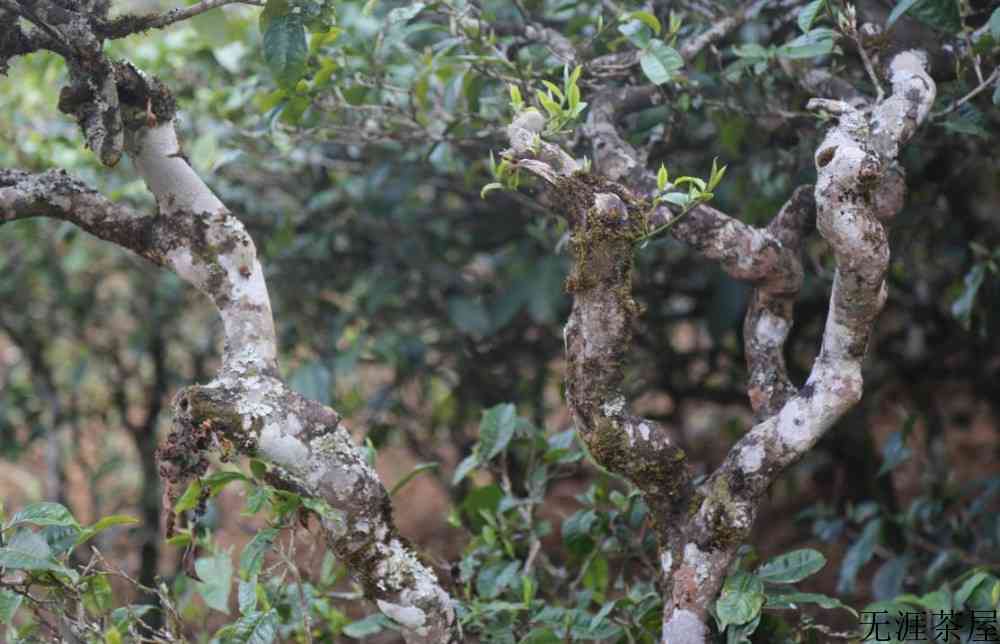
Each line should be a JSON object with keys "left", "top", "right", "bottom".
{"left": 0, "top": 63, "right": 459, "bottom": 644}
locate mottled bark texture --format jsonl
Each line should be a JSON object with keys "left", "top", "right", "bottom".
{"left": 507, "top": 50, "right": 934, "bottom": 644}
{"left": 0, "top": 12, "right": 457, "bottom": 639}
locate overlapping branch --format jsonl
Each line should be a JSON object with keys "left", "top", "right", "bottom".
{"left": 507, "top": 46, "right": 935, "bottom": 644}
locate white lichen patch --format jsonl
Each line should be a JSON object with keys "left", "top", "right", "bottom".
{"left": 602, "top": 395, "right": 627, "bottom": 418}
{"left": 683, "top": 543, "right": 710, "bottom": 584}
{"left": 754, "top": 310, "right": 788, "bottom": 348}
{"left": 739, "top": 441, "right": 765, "bottom": 474}
{"left": 662, "top": 608, "right": 708, "bottom": 643}
{"left": 660, "top": 550, "right": 673, "bottom": 575}
{"left": 166, "top": 246, "right": 210, "bottom": 291}
{"left": 258, "top": 419, "right": 310, "bottom": 473}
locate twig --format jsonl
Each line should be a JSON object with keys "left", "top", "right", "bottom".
{"left": 932, "top": 67, "right": 1000, "bottom": 119}
{"left": 99, "top": 0, "right": 263, "bottom": 39}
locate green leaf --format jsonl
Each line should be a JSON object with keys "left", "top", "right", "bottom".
{"left": 196, "top": 550, "right": 233, "bottom": 613}
{"left": 390, "top": 462, "right": 439, "bottom": 497}
{"left": 5, "top": 502, "right": 77, "bottom": 530}
{"left": 343, "top": 613, "right": 389, "bottom": 638}
{"left": 0, "top": 531, "right": 76, "bottom": 580}
{"left": 476, "top": 560, "right": 520, "bottom": 598}
{"left": 582, "top": 553, "right": 609, "bottom": 601}
{"left": 990, "top": 8, "right": 1000, "bottom": 41}
{"left": 217, "top": 608, "right": 279, "bottom": 643}
{"left": 238, "top": 578, "right": 258, "bottom": 615}
{"left": 765, "top": 591, "right": 857, "bottom": 616}
{"left": 481, "top": 182, "right": 504, "bottom": 199}
{"left": 175, "top": 479, "right": 203, "bottom": 514}
{"left": 104, "top": 626, "right": 122, "bottom": 644}
{"left": 618, "top": 20, "right": 653, "bottom": 49}
{"left": 205, "top": 471, "right": 250, "bottom": 497}
{"left": 887, "top": 0, "right": 921, "bottom": 26}
{"left": 955, "top": 571, "right": 990, "bottom": 607}
{"left": 258, "top": 0, "right": 287, "bottom": 34}
{"left": 479, "top": 403, "right": 517, "bottom": 461}
{"left": 777, "top": 29, "right": 835, "bottom": 59}
{"left": 520, "top": 628, "right": 560, "bottom": 644}
{"left": 452, "top": 452, "right": 480, "bottom": 485}
{"left": 562, "top": 509, "right": 598, "bottom": 557}
{"left": 626, "top": 11, "right": 661, "bottom": 35}
{"left": 639, "top": 40, "right": 683, "bottom": 85}
{"left": 872, "top": 556, "right": 909, "bottom": 600}
{"left": 877, "top": 430, "right": 913, "bottom": 476}
{"left": 798, "top": 0, "right": 826, "bottom": 32}
{"left": 0, "top": 588, "right": 22, "bottom": 624}
{"left": 509, "top": 84, "right": 524, "bottom": 112}
{"left": 386, "top": 3, "right": 424, "bottom": 25}
{"left": 448, "top": 296, "right": 491, "bottom": 336}
{"left": 941, "top": 115, "right": 991, "bottom": 139}
{"left": 262, "top": 14, "right": 308, "bottom": 88}
{"left": 757, "top": 549, "right": 827, "bottom": 584}
{"left": 904, "top": 0, "right": 962, "bottom": 32}
{"left": 838, "top": 518, "right": 882, "bottom": 594}
{"left": 952, "top": 263, "right": 986, "bottom": 324}
{"left": 84, "top": 574, "right": 114, "bottom": 613}
{"left": 75, "top": 515, "right": 139, "bottom": 546}
{"left": 240, "top": 527, "right": 279, "bottom": 580}
{"left": 716, "top": 572, "right": 766, "bottom": 628}
{"left": 536, "top": 90, "right": 561, "bottom": 118}
{"left": 656, "top": 164, "right": 669, "bottom": 191}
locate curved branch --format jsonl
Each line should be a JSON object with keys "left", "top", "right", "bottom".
{"left": 0, "top": 66, "right": 458, "bottom": 644}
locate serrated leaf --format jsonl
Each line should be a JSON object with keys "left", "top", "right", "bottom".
{"left": 217, "top": 608, "right": 279, "bottom": 643}
{"left": 238, "top": 578, "right": 258, "bottom": 615}
{"left": 195, "top": 550, "right": 233, "bottom": 613}
{"left": 387, "top": 3, "right": 424, "bottom": 25}
{"left": 263, "top": 14, "right": 308, "bottom": 88}
{"left": 6, "top": 502, "right": 77, "bottom": 529}
{"left": 479, "top": 403, "right": 517, "bottom": 461}
{"left": 639, "top": 40, "right": 683, "bottom": 85}
{"left": 0, "top": 588, "right": 22, "bottom": 624}
{"left": 240, "top": 527, "right": 279, "bottom": 580}
{"left": 757, "top": 549, "right": 827, "bottom": 583}
{"left": 798, "top": 0, "right": 825, "bottom": 32}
